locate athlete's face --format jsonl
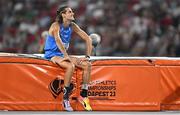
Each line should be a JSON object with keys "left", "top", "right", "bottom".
{"left": 63, "top": 8, "right": 75, "bottom": 21}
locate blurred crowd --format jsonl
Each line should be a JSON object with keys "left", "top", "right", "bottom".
{"left": 0, "top": 0, "right": 180, "bottom": 57}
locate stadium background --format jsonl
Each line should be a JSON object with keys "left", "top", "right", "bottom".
{"left": 0, "top": 1, "right": 180, "bottom": 114}
{"left": 0, "top": 0, "right": 180, "bottom": 56}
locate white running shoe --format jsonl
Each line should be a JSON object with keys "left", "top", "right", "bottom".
{"left": 62, "top": 100, "right": 73, "bottom": 111}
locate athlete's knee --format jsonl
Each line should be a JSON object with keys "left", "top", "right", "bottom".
{"left": 83, "top": 61, "right": 91, "bottom": 70}
{"left": 67, "top": 62, "right": 75, "bottom": 71}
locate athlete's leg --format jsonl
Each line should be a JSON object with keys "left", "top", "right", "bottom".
{"left": 70, "top": 57, "right": 91, "bottom": 87}
{"left": 51, "top": 56, "right": 75, "bottom": 111}
{"left": 70, "top": 57, "right": 92, "bottom": 111}
{"left": 51, "top": 56, "right": 75, "bottom": 88}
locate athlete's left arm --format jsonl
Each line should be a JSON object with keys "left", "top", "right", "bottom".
{"left": 72, "top": 22, "right": 92, "bottom": 57}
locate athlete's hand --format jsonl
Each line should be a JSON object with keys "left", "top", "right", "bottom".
{"left": 79, "top": 57, "right": 89, "bottom": 62}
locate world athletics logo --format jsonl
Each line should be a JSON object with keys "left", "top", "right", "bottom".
{"left": 48, "top": 78, "right": 74, "bottom": 98}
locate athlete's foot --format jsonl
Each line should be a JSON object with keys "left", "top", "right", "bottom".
{"left": 78, "top": 96, "right": 92, "bottom": 111}
{"left": 62, "top": 99, "right": 73, "bottom": 111}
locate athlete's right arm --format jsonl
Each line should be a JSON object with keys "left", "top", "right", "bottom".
{"left": 50, "top": 22, "right": 70, "bottom": 60}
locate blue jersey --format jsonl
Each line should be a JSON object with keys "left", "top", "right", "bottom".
{"left": 44, "top": 24, "right": 72, "bottom": 59}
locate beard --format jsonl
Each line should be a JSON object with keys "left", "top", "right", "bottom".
{"left": 70, "top": 17, "right": 75, "bottom": 21}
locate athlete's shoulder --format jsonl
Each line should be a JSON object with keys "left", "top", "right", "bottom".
{"left": 71, "top": 22, "right": 78, "bottom": 27}
{"left": 50, "top": 22, "right": 60, "bottom": 29}
{"left": 49, "top": 22, "right": 60, "bottom": 36}
{"left": 71, "top": 22, "right": 81, "bottom": 32}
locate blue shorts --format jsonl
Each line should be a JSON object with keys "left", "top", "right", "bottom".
{"left": 44, "top": 50, "right": 64, "bottom": 60}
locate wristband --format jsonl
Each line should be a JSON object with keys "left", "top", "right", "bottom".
{"left": 85, "top": 55, "right": 90, "bottom": 59}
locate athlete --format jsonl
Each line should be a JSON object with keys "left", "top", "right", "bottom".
{"left": 44, "top": 6, "right": 92, "bottom": 111}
